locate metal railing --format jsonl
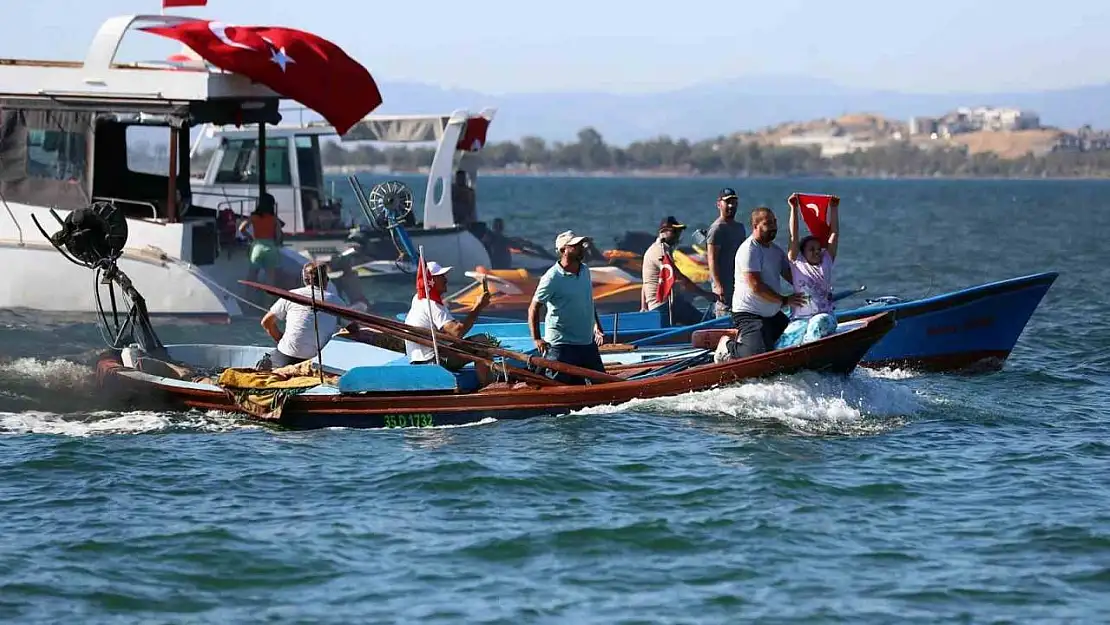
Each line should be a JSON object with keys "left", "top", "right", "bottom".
{"left": 91, "top": 196, "right": 158, "bottom": 220}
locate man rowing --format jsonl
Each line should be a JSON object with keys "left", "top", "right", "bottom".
{"left": 641, "top": 216, "right": 716, "bottom": 325}
{"left": 529, "top": 230, "right": 607, "bottom": 384}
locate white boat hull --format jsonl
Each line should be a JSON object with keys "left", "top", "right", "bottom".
{"left": 0, "top": 240, "right": 242, "bottom": 320}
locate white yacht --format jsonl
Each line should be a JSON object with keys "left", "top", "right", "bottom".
{"left": 188, "top": 109, "right": 557, "bottom": 276}
{"left": 0, "top": 14, "right": 327, "bottom": 321}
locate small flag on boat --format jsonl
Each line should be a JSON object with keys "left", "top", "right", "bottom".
{"left": 416, "top": 259, "right": 444, "bottom": 304}
{"left": 793, "top": 193, "right": 834, "bottom": 245}
{"left": 162, "top": 0, "right": 207, "bottom": 7}
{"left": 657, "top": 250, "right": 676, "bottom": 303}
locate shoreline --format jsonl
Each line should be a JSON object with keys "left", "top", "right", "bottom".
{"left": 322, "top": 165, "right": 1110, "bottom": 182}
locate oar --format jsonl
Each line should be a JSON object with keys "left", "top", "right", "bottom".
{"left": 832, "top": 285, "right": 866, "bottom": 302}
{"left": 242, "top": 281, "right": 623, "bottom": 384}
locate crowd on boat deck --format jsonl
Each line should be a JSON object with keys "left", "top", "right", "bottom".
{"left": 254, "top": 186, "right": 841, "bottom": 385}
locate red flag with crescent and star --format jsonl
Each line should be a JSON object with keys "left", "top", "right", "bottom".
{"left": 656, "top": 249, "right": 676, "bottom": 303}
{"left": 142, "top": 21, "right": 382, "bottom": 135}
{"left": 415, "top": 256, "right": 443, "bottom": 305}
{"left": 456, "top": 116, "right": 491, "bottom": 152}
{"left": 794, "top": 193, "right": 833, "bottom": 245}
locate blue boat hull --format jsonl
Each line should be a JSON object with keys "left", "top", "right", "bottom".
{"left": 469, "top": 272, "right": 1058, "bottom": 373}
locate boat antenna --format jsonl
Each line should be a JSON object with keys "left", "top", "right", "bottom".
{"left": 418, "top": 245, "right": 442, "bottom": 365}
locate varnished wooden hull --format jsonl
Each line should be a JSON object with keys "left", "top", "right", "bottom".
{"left": 96, "top": 313, "right": 893, "bottom": 430}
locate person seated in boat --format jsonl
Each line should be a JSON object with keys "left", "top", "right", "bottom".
{"left": 260, "top": 261, "right": 348, "bottom": 368}
{"left": 641, "top": 216, "right": 717, "bottom": 325}
{"left": 786, "top": 193, "right": 840, "bottom": 320}
{"left": 238, "top": 193, "right": 285, "bottom": 288}
{"left": 403, "top": 261, "right": 494, "bottom": 371}
{"left": 480, "top": 217, "right": 514, "bottom": 269}
{"left": 729, "top": 207, "right": 806, "bottom": 358}
{"left": 529, "top": 230, "right": 607, "bottom": 385}
{"left": 451, "top": 170, "right": 477, "bottom": 227}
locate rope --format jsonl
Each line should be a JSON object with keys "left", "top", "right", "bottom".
{"left": 161, "top": 255, "right": 271, "bottom": 313}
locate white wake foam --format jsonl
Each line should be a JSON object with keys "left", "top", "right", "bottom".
{"left": 570, "top": 370, "right": 927, "bottom": 435}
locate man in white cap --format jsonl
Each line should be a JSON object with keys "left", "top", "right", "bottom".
{"left": 403, "top": 260, "right": 492, "bottom": 367}
{"left": 528, "top": 230, "right": 606, "bottom": 384}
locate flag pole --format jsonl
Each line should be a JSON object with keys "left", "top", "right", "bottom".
{"left": 418, "top": 245, "right": 441, "bottom": 365}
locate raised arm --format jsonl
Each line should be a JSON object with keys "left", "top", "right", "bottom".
{"left": 826, "top": 196, "right": 840, "bottom": 260}
{"left": 787, "top": 194, "right": 800, "bottom": 262}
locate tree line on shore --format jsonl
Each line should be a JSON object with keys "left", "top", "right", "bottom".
{"left": 192, "top": 127, "right": 1110, "bottom": 178}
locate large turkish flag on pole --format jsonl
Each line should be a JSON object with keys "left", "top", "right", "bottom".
{"left": 143, "top": 20, "right": 383, "bottom": 134}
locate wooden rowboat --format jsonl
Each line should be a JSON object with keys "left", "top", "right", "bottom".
{"left": 96, "top": 295, "right": 895, "bottom": 429}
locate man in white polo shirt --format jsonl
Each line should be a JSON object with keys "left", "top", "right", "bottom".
{"left": 403, "top": 261, "right": 492, "bottom": 368}
{"left": 730, "top": 207, "right": 806, "bottom": 358}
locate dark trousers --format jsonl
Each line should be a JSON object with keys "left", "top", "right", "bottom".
{"left": 730, "top": 311, "right": 790, "bottom": 359}
{"left": 269, "top": 348, "right": 302, "bottom": 368}
{"left": 545, "top": 343, "right": 606, "bottom": 385}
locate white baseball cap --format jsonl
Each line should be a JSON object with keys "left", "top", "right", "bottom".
{"left": 554, "top": 230, "right": 591, "bottom": 251}
{"left": 425, "top": 261, "right": 453, "bottom": 276}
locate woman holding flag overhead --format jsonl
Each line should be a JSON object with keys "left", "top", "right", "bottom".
{"left": 786, "top": 193, "right": 840, "bottom": 319}
{"left": 641, "top": 216, "right": 717, "bottom": 325}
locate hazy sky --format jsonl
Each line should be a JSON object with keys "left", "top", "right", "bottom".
{"left": 2, "top": 0, "right": 1108, "bottom": 94}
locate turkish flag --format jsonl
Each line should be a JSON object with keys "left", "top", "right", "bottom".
{"left": 163, "top": 0, "right": 207, "bottom": 7}
{"left": 415, "top": 256, "right": 443, "bottom": 305}
{"left": 794, "top": 193, "right": 833, "bottom": 245}
{"left": 143, "top": 21, "right": 382, "bottom": 134}
{"left": 457, "top": 116, "right": 491, "bottom": 152}
{"left": 656, "top": 250, "right": 676, "bottom": 303}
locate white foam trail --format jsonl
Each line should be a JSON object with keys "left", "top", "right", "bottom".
{"left": 0, "top": 410, "right": 256, "bottom": 437}
{"left": 0, "top": 357, "right": 96, "bottom": 392}
{"left": 570, "top": 371, "right": 926, "bottom": 435}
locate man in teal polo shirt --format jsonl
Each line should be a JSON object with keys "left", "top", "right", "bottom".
{"left": 528, "top": 230, "right": 606, "bottom": 384}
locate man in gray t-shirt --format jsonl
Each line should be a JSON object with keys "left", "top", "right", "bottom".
{"left": 705, "top": 187, "right": 747, "bottom": 316}
{"left": 730, "top": 207, "right": 805, "bottom": 358}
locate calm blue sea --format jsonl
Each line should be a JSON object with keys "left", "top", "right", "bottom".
{"left": 1, "top": 176, "right": 1108, "bottom": 624}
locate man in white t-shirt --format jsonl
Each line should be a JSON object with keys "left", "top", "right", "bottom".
{"left": 730, "top": 207, "right": 806, "bottom": 358}
{"left": 261, "top": 261, "right": 350, "bottom": 368}
{"left": 403, "top": 261, "right": 492, "bottom": 368}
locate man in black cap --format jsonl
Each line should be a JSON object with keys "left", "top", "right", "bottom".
{"left": 705, "top": 187, "right": 747, "bottom": 316}
{"left": 641, "top": 216, "right": 716, "bottom": 325}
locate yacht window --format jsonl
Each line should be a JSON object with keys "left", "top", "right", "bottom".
{"left": 125, "top": 125, "right": 174, "bottom": 176}
{"left": 26, "top": 129, "right": 87, "bottom": 181}
{"left": 213, "top": 137, "right": 292, "bottom": 186}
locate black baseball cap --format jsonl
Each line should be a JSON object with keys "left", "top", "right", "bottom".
{"left": 718, "top": 187, "right": 738, "bottom": 201}
{"left": 658, "top": 216, "right": 687, "bottom": 231}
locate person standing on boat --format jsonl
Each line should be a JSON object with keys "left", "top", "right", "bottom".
{"left": 261, "top": 261, "right": 347, "bottom": 368}
{"left": 403, "top": 261, "right": 494, "bottom": 368}
{"left": 529, "top": 231, "right": 607, "bottom": 384}
{"left": 705, "top": 188, "right": 747, "bottom": 317}
{"left": 730, "top": 208, "right": 807, "bottom": 358}
{"left": 452, "top": 170, "right": 477, "bottom": 227}
{"left": 641, "top": 216, "right": 716, "bottom": 325}
{"left": 238, "top": 193, "right": 285, "bottom": 289}
{"left": 786, "top": 193, "right": 840, "bottom": 319}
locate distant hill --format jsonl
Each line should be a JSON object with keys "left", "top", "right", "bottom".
{"left": 367, "top": 76, "right": 1110, "bottom": 145}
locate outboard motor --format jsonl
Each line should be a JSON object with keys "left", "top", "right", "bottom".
{"left": 31, "top": 201, "right": 166, "bottom": 358}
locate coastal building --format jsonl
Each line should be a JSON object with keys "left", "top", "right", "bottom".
{"left": 920, "top": 106, "right": 1041, "bottom": 137}
{"left": 778, "top": 133, "right": 877, "bottom": 157}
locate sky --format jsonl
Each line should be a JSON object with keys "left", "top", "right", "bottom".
{"left": 1, "top": 0, "right": 1109, "bottom": 95}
